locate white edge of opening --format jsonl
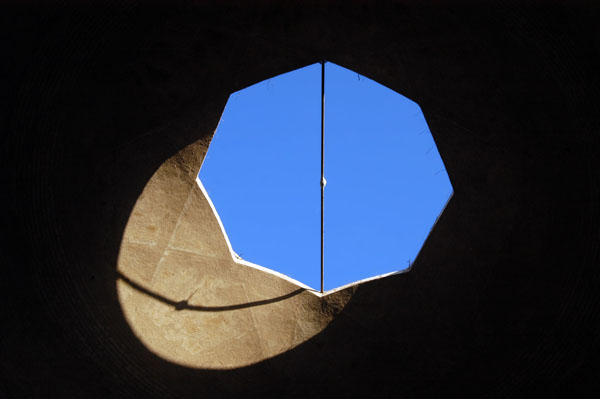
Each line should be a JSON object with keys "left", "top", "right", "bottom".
{"left": 196, "top": 178, "right": 456, "bottom": 298}
{"left": 196, "top": 177, "right": 320, "bottom": 294}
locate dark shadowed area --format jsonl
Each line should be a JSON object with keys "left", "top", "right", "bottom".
{"left": 1, "top": 1, "right": 599, "bottom": 398}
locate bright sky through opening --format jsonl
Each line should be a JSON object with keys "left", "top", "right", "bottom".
{"left": 199, "top": 62, "right": 452, "bottom": 291}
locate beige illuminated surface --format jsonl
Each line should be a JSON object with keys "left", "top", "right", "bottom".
{"left": 117, "top": 139, "right": 358, "bottom": 369}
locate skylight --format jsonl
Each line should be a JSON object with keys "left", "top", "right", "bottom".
{"left": 199, "top": 62, "right": 452, "bottom": 291}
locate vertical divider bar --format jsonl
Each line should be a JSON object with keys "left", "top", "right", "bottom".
{"left": 320, "top": 61, "right": 325, "bottom": 294}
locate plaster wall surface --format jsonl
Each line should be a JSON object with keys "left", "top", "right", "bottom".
{"left": 1, "top": 2, "right": 599, "bottom": 398}
{"left": 117, "top": 139, "right": 351, "bottom": 369}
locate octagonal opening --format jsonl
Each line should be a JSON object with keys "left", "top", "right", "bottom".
{"left": 199, "top": 62, "right": 452, "bottom": 292}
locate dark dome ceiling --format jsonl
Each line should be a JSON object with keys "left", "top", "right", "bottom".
{"left": 1, "top": 2, "right": 599, "bottom": 398}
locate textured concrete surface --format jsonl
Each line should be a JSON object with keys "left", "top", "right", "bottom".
{"left": 1, "top": 2, "right": 600, "bottom": 398}
{"left": 117, "top": 139, "right": 351, "bottom": 369}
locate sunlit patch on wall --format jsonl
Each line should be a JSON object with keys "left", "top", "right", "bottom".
{"left": 116, "top": 138, "right": 351, "bottom": 370}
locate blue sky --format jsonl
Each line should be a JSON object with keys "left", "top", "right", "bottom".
{"left": 199, "top": 62, "right": 452, "bottom": 291}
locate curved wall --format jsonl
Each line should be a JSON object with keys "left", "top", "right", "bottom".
{"left": 1, "top": 2, "right": 599, "bottom": 398}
